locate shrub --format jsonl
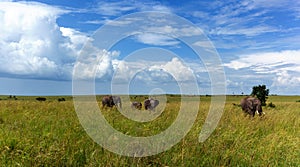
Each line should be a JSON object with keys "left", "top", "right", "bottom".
{"left": 58, "top": 98, "right": 66, "bottom": 102}
{"left": 36, "top": 97, "right": 46, "bottom": 101}
{"left": 267, "top": 102, "right": 276, "bottom": 108}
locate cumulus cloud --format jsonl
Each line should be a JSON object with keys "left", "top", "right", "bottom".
{"left": 60, "top": 27, "right": 90, "bottom": 54}
{"left": 0, "top": 1, "right": 88, "bottom": 80}
{"left": 149, "top": 57, "right": 195, "bottom": 82}
{"left": 0, "top": 1, "right": 199, "bottom": 85}
{"left": 225, "top": 50, "right": 300, "bottom": 92}
{"left": 272, "top": 71, "right": 300, "bottom": 87}
{"left": 101, "top": 57, "right": 198, "bottom": 86}
{"left": 111, "top": 60, "right": 148, "bottom": 83}
{"left": 73, "top": 48, "right": 120, "bottom": 80}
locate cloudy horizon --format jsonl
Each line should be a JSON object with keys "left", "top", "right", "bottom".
{"left": 0, "top": 0, "right": 300, "bottom": 95}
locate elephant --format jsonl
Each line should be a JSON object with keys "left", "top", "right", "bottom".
{"left": 240, "top": 96, "right": 263, "bottom": 117}
{"left": 102, "top": 96, "right": 114, "bottom": 107}
{"left": 131, "top": 101, "right": 142, "bottom": 110}
{"left": 144, "top": 98, "right": 159, "bottom": 110}
{"left": 102, "top": 95, "right": 122, "bottom": 108}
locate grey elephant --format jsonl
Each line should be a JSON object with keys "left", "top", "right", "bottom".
{"left": 240, "top": 96, "right": 263, "bottom": 117}
{"left": 144, "top": 98, "right": 159, "bottom": 110}
{"left": 131, "top": 101, "right": 142, "bottom": 110}
{"left": 102, "top": 95, "right": 122, "bottom": 108}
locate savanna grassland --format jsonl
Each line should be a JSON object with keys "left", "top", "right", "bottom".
{"left": 0, "top": 95, "right": 299, "bottom": 166}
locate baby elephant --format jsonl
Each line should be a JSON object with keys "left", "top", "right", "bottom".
{"left": 131, "top": 101, "right": 142, "bottom": 110}
{"left": 144, "top": 98, "right": 159, "bottom": 110}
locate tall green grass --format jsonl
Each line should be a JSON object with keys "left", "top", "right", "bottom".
{"left": 0, "top": 95, "right": 299, "bottom": 166}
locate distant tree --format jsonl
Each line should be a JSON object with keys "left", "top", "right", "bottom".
{"left": 251, "top": 85, "right": 269, "bottom": 106}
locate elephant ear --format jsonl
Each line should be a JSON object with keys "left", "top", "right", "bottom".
{"left": 155, "top": 100, "right": 159, "bottom": 107}
{"left": 240, "top": 98, "right": 248, "bottom": 110}
{"left": 144, "top": 99, "right": 150, "bottom": 107}
{"left": 247, "top": 99, "right": 254, "bottom": 110}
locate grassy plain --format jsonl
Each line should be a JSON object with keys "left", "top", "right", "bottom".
{"left": 0, "top": 95, "right": 299, "bottom": 166}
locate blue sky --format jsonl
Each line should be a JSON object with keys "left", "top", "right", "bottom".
{"left": 0, "top": 0, "right": 300, "bottom": 95}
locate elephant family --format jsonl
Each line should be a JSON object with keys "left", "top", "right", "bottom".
{"left": 102, "top": 95, "right": 122, "bottom": 108}
{"left": 144, "top": 98, "right": 159, "bottom": 110}
{"left": 131, "top": 101, "right": 142, "bottom": 110}
{"left": 240, "top": 96, "right": 263, "bottom": 117}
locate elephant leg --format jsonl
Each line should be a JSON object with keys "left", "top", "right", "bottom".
{"left": 256, "top": 110, "right": 260, "bottom": 115}
{"left": 102, "top": 102, "right": 107, "bottom": 108}
{"left": 248, "top": 109, "right": 255, "bottom": 117}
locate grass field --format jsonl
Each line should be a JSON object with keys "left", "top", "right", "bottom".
{"left": 0, "top": 95, "right": 299, "bottom": 166}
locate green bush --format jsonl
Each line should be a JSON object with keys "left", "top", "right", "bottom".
{"left": 267, "top": 102, "right": 276, "bottom": 108}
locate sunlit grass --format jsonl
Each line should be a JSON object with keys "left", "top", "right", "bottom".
{"left": 0, "top": 95, "right": 299, "bottom": 166}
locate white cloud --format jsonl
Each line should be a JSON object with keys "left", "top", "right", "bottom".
{"left": 149, "top": 57, "right": 195, "bottom": 82}
{"left": 74, "top": 49, "right": 120, "bottom": 80}
{"left": 150, "top": 5, "right": 172, "bottom": 13}
{"left": 96, "top": 1, "right": 172, "bottom": 16}
{"left": 272, "top": 71, "right": 300, "bottom": 87}
{"left": 251, "top": 0, "right": 299, "bottom": 10}
{"left": 0, "top": 1, "right": 87, "bottom": 80}
{"left": 60, "top": 27, "right": 90, "bottom": 57}
{"left": 98, "top": 57, "right": 200, "bottom": 86}
{"left": 192, "top": 11, "right": 210, "bottom": 19}
{"left": 0, "top": 2, "right": 199, "bottom": 84}
{"left": 225, "top": 50, "right": 300, "bottom": 71}
{"left": 134, "top": 25, "right": 203, "bottom": 46}
{"left": 111, "top": 60, "right": 150, "bottom": 83}
{"left": 135, "top": 33, "right": 179, "bottom": 46}
{"left": 225, "top": 50, "right": 300, "bottom": 91}
{"left": 97, "top": 1, "right": 136, "bottom": 16}
{"left": 189, "top": 0, "right": 292, "bottom": 38}
{"left": 106, "top": 17, "right": 142, "bottom": 26}
{"left": 83, "top": 18, "right": 138, "bottom": 26}
{"left": 146, "top": 25, "right": 203, "bottom": 37}
{"left": 193, "top": 40, "right": 217, "bottom": 53}
{"left": 210, "top": 25, "right": 278, "bottom": 36}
